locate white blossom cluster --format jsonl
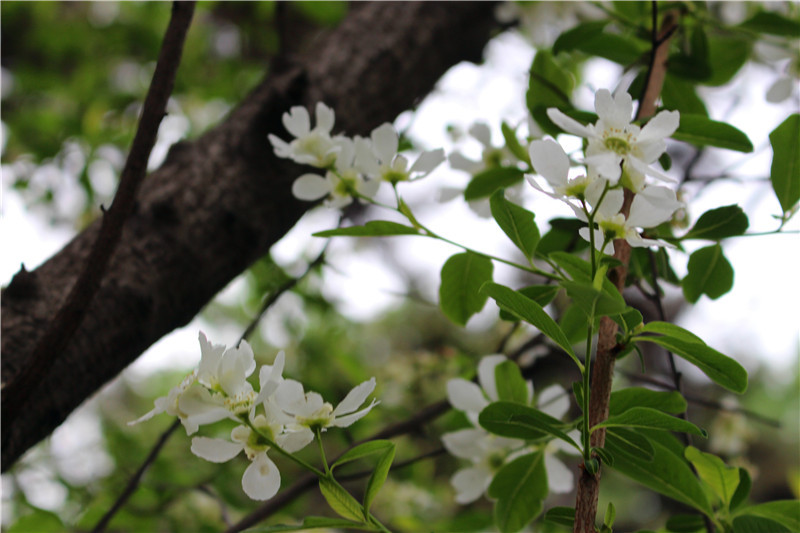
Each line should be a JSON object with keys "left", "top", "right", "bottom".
{"left": 528, "top": 88, "right": 683, "bottom": 255}
{"left": 268, "top": 102, "right": 446, "bottom": 208}
{"left": 442, "top": 355, "right": 579, "bottom": 504}
{"left": 131, "top": 332, "right": 378, "bottom": 500}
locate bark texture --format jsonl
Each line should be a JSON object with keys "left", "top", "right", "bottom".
{"left": 1, "top": 1, "right": 499, "bottom": 469}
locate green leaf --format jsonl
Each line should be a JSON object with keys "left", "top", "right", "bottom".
{"left": 732, "top": 515, "right": 790, "bottom": 533}
{"left": 552, "top": 20, "right": 609, "bottom": 55}
{"left": 543, "top": 506, "right": 575, "bottom": 528}
{"left": 685, "top": 446, "right": 739, "bottom": 507}
{"left": 494, "top": 361, "right": 530, "bottom": 404}
{"left": 482, "top": 282, "right": 581, "bottom": 369}
{"left": 739, "top": 11, "right": 800, "bottom": 37}
{"left": 319, "top": 477, "right": 366, "bottom": 522}
{"left": 7, "top": 509, "right": 64, "bottom": 533}
{"left": 593, "top": 407, "right": 707, "bottom": 438}
{"left": 537, "top": 218, "right": 589, "bottom": 255}
{"left": 684, "top": 205, "right": 750, "bottom": 240}
{"left": 490, "top": 189, "right": 540, "bottom": 260}
{"left": 594, "top": 446, "right": 615, "bottom": 467}
{"left": 314, "top": 220, "right": 419, "bottom": 238}
{"left": 639, "top": 321, "right": 704, "bottom": 343}
{"left": 464, "top": 166, "right": 524, "bottom": 200}
{"left": 574, "top": 32, "right": 649, "bottom": 66}
{"left": 479, "top": 401, "right": 580, "bottom": 450}
{"left": 735, "top": 501, "right": 800, "bottom": 532}
{"left": 501, "top": 121, "right": 530, "bottom": 164}
{"left": 634, "top": 331, "right": 748, "bottom": 394}
{"left": 611, "top": 307, "right": 644, "bottom": 336}
{"left": 550, "top": 251, "right": 622, "bottom": 297}
{"left": 705, "top": 35, "right": 751, "bottom": 86}
{"left": 730, "top": 468, "right": 752, "bottom": 511}
{"left": 526, "top": 50, "right": 575, "bottom": 135}
{"left": 665, "top": 514, "right": 707, "bottom": 533}
{"left": 363, "top": 443, "right": 395, "bottom": 515}
{"left": 561, "top": 279, "right": 628, "bottom": 319}
{"left": 605, "top": 428, "right": 655, "bottom": 462}
{"left": 769, "top": 114, "right": 800, "bottom": 213}
{"left": 251, "top": 517, "right": 375, "bottom": 532}
{"left": 439, "top": 252, "right": 494, "bottom": 326}
{"left": 332, "top": 440, "right": 395, "bottom": 470}
{"left": 499, "top": 285, "right": 559, "bottom": 322}
{"left": 608, "top": 438, "right": 712, "bottom": 514}
{"left": 673, "top": 115, "right": 753, "bottom": 153}
{"left": 489, "top": 452, "right": 548, "bottom": 533}
{"left": 609, "top": 388, "right": 687, "bottom": 416}
{"left": 682, "top": 244, "right": 734, "bottom": 302}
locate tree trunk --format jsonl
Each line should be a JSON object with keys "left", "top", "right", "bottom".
{"left": 1, "top": 1, "right": 499, "bottom": 469}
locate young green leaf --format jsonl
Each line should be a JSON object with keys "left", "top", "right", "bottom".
{"left": 662, "top": 74, "right": 708, "bottom": 116}
{"left": 739, "top": 11, "right": 800, "bottom": 37}
{"left": 560, "top": 279, "right": 628, "bottom": 318}
{"left": 439, "top": 252, "right": 493, "bottom": 326}
{"left": 605, "top": 428, "right": 655, "bottom": 462}
{"left": 552, "top": 20, "right": 609, "bottom": 55}
{"left": 732, "top": 515, "right": 790, "bottom": 532}
{"left": 479, "top": 401, "right": 580, "bottom": 450}
{"left": 592, "top": 407, "right": 707, "bottom": 438}
{"left": 489, "top": 189, "right": 540, "bottom": 260}
{"left": 543, "top": 506, "right": 575, "bottom": 528}
{"left": 682, "top": 244, "right": 734, "bottom": 303}
{"left": 665, "top": 514, "right": 707, "bottom": 533}
{"left": 734, "top": 501, "right": 800, "bottom": 532}
{"left": 730, "top": 467, "right": 752, "bottom": 511}
{"left": 332, "top": 440, "right": 395, "bottom": 470}
{"left": 319, "top": 477, "right": 366, "bottom": 523}
{"left": 634, "top": 333, "right": 748, "bottom": 393}
{"left": 249, "top": 517, "right": 376, "bottom": 532}
{"left": 705, "top": 35, "right": 751, "bottom": 86}
{"left": 684, "top": 205, "right": 750, "bottom": 241}
{"left": 607, "top": 438, "right": 713, "bottom": 514}
{"left": 609, "top": 388, "right": 687, "bottom": 416}
{"left": 363, "top": 443, "right": 395, "bottom": 515}
{"left": 498, "top": 285, "right": 559, "bottom": 322}
{"left": 481, "top": 282, "right": 582, "bottom": 369}
{"left": 488, "top": 452, "right": 548, "bottom": 533}
{"left": 574, "top": 32, "right": 649, "bottom": 66}
{"left": 638, "top": 321, "right": 704, "bottom": 343}
{"left": 501, "top": 121, "right": 531, "bottom": 164}
{"left": 313, "top": 221, "right": 420, "bottom": 238}
{"left": 769, "top": 114, "right": 800, "bottom": 213}
{"left": 494, "top": 361, "right": 530, "bottom": 404}
{"left": 673, "top": 115, "right": 754, "bottom": 153}
{"left": 464, "top": 167, "right": 524, "bottom": 200}
{"left": 685, "top": 446, "right": 740, "bottom": 507}
{"left": 526, "top": 51, "right": 574, "bottom": 136}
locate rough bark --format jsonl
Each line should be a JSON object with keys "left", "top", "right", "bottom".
{"left": 1, "top": 1, "right": 499, "bottom": 469}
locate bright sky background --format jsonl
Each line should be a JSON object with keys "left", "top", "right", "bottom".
{"left": 1, "top": 14, "right": 798, "bottom": 514}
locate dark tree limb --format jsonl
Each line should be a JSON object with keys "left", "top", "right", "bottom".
{"left": 1, "top": 1, "right": 499, "bottom": 470}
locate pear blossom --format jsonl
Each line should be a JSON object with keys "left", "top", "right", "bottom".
{"left": 359, "top": 123, "right": 445, "bottom": 185}
{"left": 526, "top": 138, "right": 604, "bottom": 211}
{"left": 268, "top": 102, "right": 339, "bottom": 168}
{"left": 291, "top": 136, "right": 380, "bottom": 208}
{"left": 275, "top": 377, "right": 379, "bottom": 441}
{"left": 547, "top": 89, "right": 679, "bottom": 190}
{"left": 578, "top": 184, "right": 682, "bottom": 255}
{"left": 443, "top": 355, "right": 580, "bottom": 502}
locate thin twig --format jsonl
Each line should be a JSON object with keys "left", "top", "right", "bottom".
{"left": 92, "top": 419, "right": 181, "bottom": 532}
{"left": 1, "top": 1, "right": 197, "bottom": 438}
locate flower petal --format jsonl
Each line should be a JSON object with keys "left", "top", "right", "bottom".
{"left": 529, "top": 139, "right": 569, "bottom": 188}
{"left": 537, "top": 384, "right": 570, "bottom": 420}
{"left": 314, "top": 102, "right": 335, "bottom": 133}
{"left": 442, "top": 428, "right": 488, "bottom": 460}
{"left": 277, "top": 428, "right": 315, "bottom": 453}
{"left": 218, "top": 342, "right": 255, "bottom": 397}
{"left": 191, "top": 437, "right": 243, "bottom": 463}
{"left": 628, "top": 186, "right": 680, "bottom": 229}
{"left": 545, "top": 454, "right": 575, "bottom": 494}
{"left": 547, "top": 108, "right": 593, "bottom": 138}
{"left": 275, "top": 379, "right": 307, "bottom": 415}
{"left": 446, "top": 378, "right": 488, "bottom": 414}
{"left": 242, "top": 453, "right": 281, "bottom": 501}
{"left": 333, "top": 398, "right": 378, "bottom": 427}
{"left": 268, "top": 134, "right": 292, "bottom": 158}
{"left": 409, "top": 148, "right": 446, "bottom": 175}
{"left": 451, "top": 466, "right": 492, "bottom": 504}
{"left": 477, "top": 354, "right": 507, "bottom": 402}
{"left": 468, "top": 122, "right": 493, "bottom": 147}
{"left": 638, "top": 110, "right": 680, "bottom": 143}
{"left": 333, "top": 377, "right": 376, "bottom": 416}
{"left": 371, "top": 123, "right": 398, "bottom": 164}
{"left": 595, "top": 89, "right": 632, "bottom": 130}
{"left": 292, "top": 174, "right": 331, "bottom": 201}
{"left": 283, "top": 106, "right": 310, "bottom": 138}
{"left": 197, "top": 331, "right": 225, "bottom": 387}
{"left": 448, "top": 151, "right": 482, "bottom": 173}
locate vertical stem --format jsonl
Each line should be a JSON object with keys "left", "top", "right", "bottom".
{"left": 573, "top": 5, "right": 678, "bottom": 532}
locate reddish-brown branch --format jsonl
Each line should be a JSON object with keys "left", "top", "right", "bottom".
{"left": 1, "top": 1, "right": 196, "bottom": 440}
{"left": 573, "top": 7, "right": 678, "bottom": 532}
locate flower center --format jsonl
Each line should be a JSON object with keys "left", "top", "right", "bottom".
{"left": 297, "top": 402, "right": 335, "bottom": 431}
{"left": 333, "top": 173, "right": 358, "bottom": 197}
{"left": 604, "top": 136, "right": 631, "bottom": 155}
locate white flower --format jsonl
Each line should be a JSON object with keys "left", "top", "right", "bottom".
{"left": 268, "top": 102, "right": 339, "bottom": 168}
{"left": 291, "top": 136, "right": 380, "bottom": 208}
{"left": 359, "top": 123, "right": 445, "bottom": 184}
{"left": 578, "top": 185, "right": 681, "bottom": 255}
{"left": 448, "top": 122, "right": 517, "bottom": 174}
{"left": 275, "top": 377, "right": 379, "bottom": 440}
{"left": 526, "top": 138, "right": 605, "bottom": 212}
{"left": 547, "top": 89, "right": 679, "bottom": 190}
